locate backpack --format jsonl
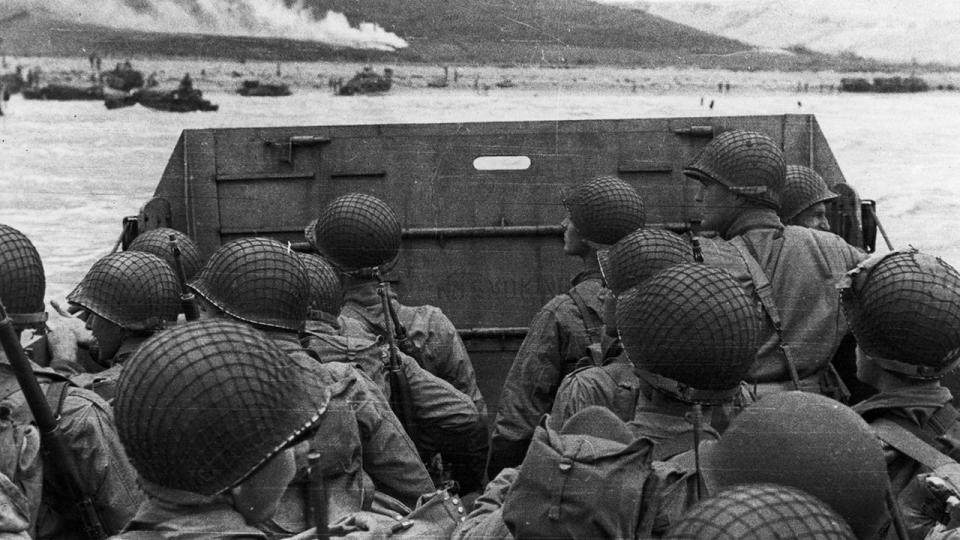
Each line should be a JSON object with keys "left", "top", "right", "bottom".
{"left": 0, "top": 394, "right": 46, "bottom": 536}
{"left": 502, "top": 411, "right": 653, "bottom": 539}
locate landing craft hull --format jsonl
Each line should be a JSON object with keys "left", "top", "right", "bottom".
{"left": 128, "top": 114, "right": 869, "bottom": 415}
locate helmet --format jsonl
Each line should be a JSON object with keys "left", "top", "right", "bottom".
{"left": 779, "top": 165, "right": 837, "bottom": 222}
{"left": 616, "top": 264, "right": 759, "bottom": 403}
{"left": 299, "top": 252, "right": 343, "bottom": 319}
{"left": 683, "top": 130, "right": 785, "bottom": 210}
{"left": 665, "top": 483, "right": 855, "bottom": 540}
{"left": 702, "top": 392, "right": 889, "bottom": 539}
{"left": 600, "top": 228, "right": 693, "bottom": 295}
{"left": 114, "top": 319, "right": 329, "bottom": 496}
{"left": 67, "top": 251, "right": 180, "bottom": 331}
{"left": 840, "top": 249, "right": 960, "bottom": 378}
{"left": 0, "top": 224, "right": 46, "bottom": 327}
{"left": 188, "top": 238, "right": 310, "bottom": 331}
{"left": 127, "top": 228, "right": 203, "bottom": 282}
{"left": 562, "top": 175, "right": 645, "bottom": 245}
{"left": 311, "top": 193, "right": 401, "bottom": 271}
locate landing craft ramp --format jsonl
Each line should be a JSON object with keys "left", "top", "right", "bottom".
{"left": 137, "top": 114, "right": 864, "bottom": 415}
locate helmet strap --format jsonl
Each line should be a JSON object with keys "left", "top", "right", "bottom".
{"left": 872, "top": 353, "right": 960, "bottom": 381}
{"left": 634, "top": 368, "right": 739, "bottom": 406}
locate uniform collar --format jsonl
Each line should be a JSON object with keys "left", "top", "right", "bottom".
{"left": 723, "top": 207, "right": 784, "bottom": 239}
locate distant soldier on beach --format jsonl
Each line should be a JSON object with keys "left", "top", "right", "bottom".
{"left": 487, "top": 175, "right": 645, "bottom": 478}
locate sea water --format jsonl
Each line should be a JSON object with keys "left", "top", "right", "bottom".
{"left": 1, "top": 86, "right": 959, "bottom": 300}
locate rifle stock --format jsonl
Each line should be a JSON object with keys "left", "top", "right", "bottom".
{"left": 168, "top": 235, "right": 199, "bottom": 321}
{"left": 0, "top": 301, "right": 106, "bottom": 539}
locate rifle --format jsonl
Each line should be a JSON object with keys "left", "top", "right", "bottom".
{"left": 374, "top": 270, "right": 419, "bottom": 442}
{"left": 0, "top": 300, "right": 106, "bottom": 540}
{"left": 385, "top": 292, "right": 424, "bottom": 365}
{"left": 169, "top": 234, "right": 199, "bottom": 321}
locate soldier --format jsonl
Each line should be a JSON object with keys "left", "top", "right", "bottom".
{"left": 65, "top": 251, "right": 181, "bottom": 400}
{"left": 842, "top": 249, "right": 960, "bottom": 537}
{"left": 0, "top": 224, "right": 143, "bottom": 538}
{"left": 645, "top": 392, "right": 891, "bottom": 537}
{"left": 550, "top": 228, "right": 694, "bottom": 425}
{"left": 126, "top": 227, "right": 204, "bottom": 282}
{"left": 664, "top": 484, "right": 856, "bottom": 539}
{"left": 778, "top": 165, "right": 837, "bottom": 231}
{"left": 684, "top": 130, "right": 866, "bottom": 399}
{"left": 310, "top": 193, "right": 488, "bottom": 418}
{"left": 298, "top": 251, "right": 487, "bottom": 494}
{"left": 615, "top": 263, "right": 760, "bottom": 460}
{"left": 111, "top": 319, "right": 330, "bottom": 537}
{"left": 187, "top": 237, "right": 435, "bottom": 536}
{"left": 488, "top": 175, "right": 645, "bottom": 477}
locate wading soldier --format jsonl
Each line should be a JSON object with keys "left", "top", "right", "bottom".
{"left": 488, "top": 175, "right": 646, "bottom": 477}
{"left": 111, "top": 319, "right": 330, "bottom": 538}
{"left": 684, "top": 130, "right": 866, "bottom": 400}
{"left": 298, "top": 251, "right": 486, "bottom": 494}
{"left": 65, "top": 251, "right": 181, "bottom": 401}
{"left": 0, "top": 224, "right": 143, "bottom": 538}
{"left": 843, "top": 249, "right": 960, "bottom": 538}
{"left": 187, "top": 237, "right": 435, "bottom": 536}
{"left": 778, "top": 164, "right": 837, "bottom": 231}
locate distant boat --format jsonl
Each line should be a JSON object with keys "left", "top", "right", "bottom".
{"left": 237, "top": 79, "right": 292, "bottom": 97}
{"left": 840, "top": 76, "right": 929, "bottom": 93}
{"left": 104, "top": 87, "right": 218, "bottom": 112}
{"left": 22, "top": 84, "right": 104, "bottom": 100}
{"left": 495, "top": 79, "right": 515, "bottom": 89}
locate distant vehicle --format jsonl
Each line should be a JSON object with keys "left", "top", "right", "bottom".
{"left": 841, "top": 76, "right": 929, "bottom": 93}
{"left": 104, "top": 87, "right": 218, "bottom": 112}
{"left": 338, "top": 67, "right": 392, "bottom": 96}
{"left": 101, "top": 62, "right": 145, "bottom": 92}
{"left": 22, "top": 84, "right": 104, "bottom": 101}
{"left": 236, "top": 79, "right": 291, "bottom": 97}
{"left": 495, "top": 79, "right": 515, "bottom": 88}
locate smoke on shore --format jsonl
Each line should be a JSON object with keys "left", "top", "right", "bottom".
{"left": 8, "top": 0, "right": 407, "bottom": 51}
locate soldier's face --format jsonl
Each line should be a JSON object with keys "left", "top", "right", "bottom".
{"left": 84, "top": 313, "right": 125, "bottom": 361}
{"left": 562, "top": 216, "right": 590, "bottom": 257}
{"left": 696, "top": 180, "right": 741, "bottom": 234}
{"left": 789, "top": 202, "right": 831, "bottom": 232}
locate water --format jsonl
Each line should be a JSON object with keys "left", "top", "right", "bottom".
{"left": 1, "top": 82, "right": 959, "bottom": 300}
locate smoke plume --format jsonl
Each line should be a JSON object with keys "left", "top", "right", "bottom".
{"left": 10, "top": 0, "right": 407, "bottom": 51}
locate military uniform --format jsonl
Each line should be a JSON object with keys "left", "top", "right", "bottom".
{"left": 451, "top": 468, "right": 517, "bottom": 540}
{"left": 701, "top": 209, "right": 864, "bottom": 395}
{"left": 550, "top": 350, "right": 638, "bottom": 426}
{"left": 112, "top": 488, "right": 267, "bottom": 539}
{"left": 68, "top": 336, "right": 148, "bottom": 402}
{"left": 303, "top": 318, "right": 487, "bottom": 494}
{"left": 340, "top": 282, "right": 487, "bottom": 417}
{"left": 263, "top": 330, "right": 435, "bottom": 536}
{"left": 0, "top": 360, "right": 143, "bottom": 539}
{"left": 487, "top": 270, "right": 603, "bottom": 476}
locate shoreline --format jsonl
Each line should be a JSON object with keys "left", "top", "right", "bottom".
{"left": 8, "top": 55, "right": 960, "bottom": 96}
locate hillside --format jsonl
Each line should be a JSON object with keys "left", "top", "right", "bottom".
{"left": 0, "top": 1, "right": 920, "bottom": 70}
{"left": 619, "top": 0, "right": 960, "bottom": 67}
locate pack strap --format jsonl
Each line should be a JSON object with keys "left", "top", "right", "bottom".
{"left": 44, "top": 381, "right": 71, "bottom": 422}
{"left": 567, "top": 287, "right": 603, "bottom": 347}
{"left": 872, "top": 418, "right": 956, "bottom": 470}
{"left": 930, "top": 404, "right": 960, "bottom": 436}
{"left": 729, "top": 236, "right": 802, "bottom": 390}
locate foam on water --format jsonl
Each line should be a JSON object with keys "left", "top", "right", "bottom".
{"left": 1, "top": 84, "right": 959, "bottom": 300}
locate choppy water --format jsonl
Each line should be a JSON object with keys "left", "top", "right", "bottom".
{"left": 1, "top": 85, "right": 959, "bottom": 300}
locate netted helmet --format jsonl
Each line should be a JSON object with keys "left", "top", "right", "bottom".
{"left": 311, "top": 193, "right": 401, "bottom": 271}
{"left": 616, "top": 264, "right": 760, "bottom": 402}
{"left": 562, "top": 175, "right": 646, "bottom": 245}
{"left": 839, "top": 249, "right": 960, "bottom": 379}
{"left": 67, "top": 251, "right": 179, "bottom": 331}
{"left": 683, "top": 130, "right": 785, "bottom": 210}
{"left": 299, "top": 252, "right": 343, "bottom": 319}
{"left": 188, "top": 238, "right": 310, "bottom": 331}
{"left": 114, "top": 319, "right": 329, "bottom": 496}
{"left": 702, "top": 392, "right": 889, "bottom": 539}
{"left": 127, "top": 227, "right": 203, "bottom": 282}
{"left": 779, "top": 165, "right": 838, "bottom": 222}
{"left": 0, "top": 224, "right": 46, "bottom": 327}
{"left": 665, "top": 483, "right": 855, "bottom": 540}
{"left": 600, "top": 229, "right": 693, "bottom": 295}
